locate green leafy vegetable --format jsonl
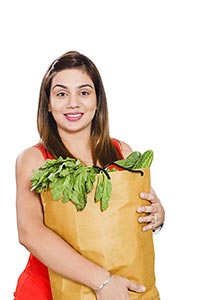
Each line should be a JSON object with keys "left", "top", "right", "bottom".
{"left": 94, "top": 171, "right": 112, "bottom": 210}
{"left": 106, "top": 150, "right": 153, "bottom": 170}
{"left": 30, "top": 149, "right": 153, "bottom": 211}
{"left": 30, "top": 157, "right": 109, "bottom": 211}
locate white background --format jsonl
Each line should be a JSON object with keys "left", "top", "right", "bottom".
{"left": 0, "top": 0, "right": 200, "bottom": 299}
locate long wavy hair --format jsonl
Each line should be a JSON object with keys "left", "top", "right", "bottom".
{"left": 37, "top": 50, "right": 122, "bottom": 166}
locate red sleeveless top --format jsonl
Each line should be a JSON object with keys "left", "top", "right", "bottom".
{"left": 14, "top": 140, "right": 123, "bottom": 300}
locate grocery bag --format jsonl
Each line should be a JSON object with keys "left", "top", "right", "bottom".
{"left": 41, "top": 168, "right": 160, "bottom": 300}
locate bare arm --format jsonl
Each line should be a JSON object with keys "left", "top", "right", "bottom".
{"left": 16, "top": 146, "right": 145, "bottom": 298}
{"left": 16, "top": 147, "right": 109, "bottom": 289}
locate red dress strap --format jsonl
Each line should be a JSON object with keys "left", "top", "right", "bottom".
{"left": 112, "top": 138, "right": 124, "bottom": 158}
{"left": 33, "top": 143, "right": 54, "bottom": 160}
{"left": 34, "top": 141, "right": 123, "bottom": 159}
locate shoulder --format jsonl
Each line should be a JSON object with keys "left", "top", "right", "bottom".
{"left": 16, "top": 146, "right": 45, "bottom": 179}
{"left": 116, "top": 140, "right": 133, "bottom": 159}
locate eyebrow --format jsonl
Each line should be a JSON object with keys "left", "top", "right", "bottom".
{"left": 52, "top": 84, "right": 94, "bottom": 90}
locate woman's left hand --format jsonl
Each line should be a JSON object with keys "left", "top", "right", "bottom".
{"left": 137, "top": 187, "right": 165, "bottom": 232}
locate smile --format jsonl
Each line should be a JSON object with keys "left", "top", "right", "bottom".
{"left": 64, "top": 113, "right": 83, "bottom": 121}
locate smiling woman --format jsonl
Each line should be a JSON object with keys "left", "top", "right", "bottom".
{"left": 14, "top": 50, "right": 165, "bottom": 300}
{"left": 49, "top": 69, "right": 97, "bottom": 142}
{"left": 36, "top": 51, "right": 118, "bottom": 165}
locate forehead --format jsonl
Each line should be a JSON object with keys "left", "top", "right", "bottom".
{"left": 51, "top": 69, "right": 94, "bottom": 87}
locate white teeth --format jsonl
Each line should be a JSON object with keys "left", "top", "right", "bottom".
{"left": 67, "top": 114, "right": 81, "bottom": 117}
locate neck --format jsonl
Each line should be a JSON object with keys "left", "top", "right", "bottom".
{"left": 60, "top": 130, "right": 94, "bottom": 165}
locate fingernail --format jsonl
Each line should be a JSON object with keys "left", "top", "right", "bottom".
{"left": 140, "top": 286, "right": 146, "bottom": 292}
{"left": 140, "top": 192, "right": 145, "bottom": 198}
{"left": 139, "top": 217, "right": 144, "bottom": 223}
{"left": 137, "top": 207, "right": 143, "bottom": 212}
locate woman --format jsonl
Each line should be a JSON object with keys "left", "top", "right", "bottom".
{"left": 14, "top": 51, "right": 165, "bottom": 300}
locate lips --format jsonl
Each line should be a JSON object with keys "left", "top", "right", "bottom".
{"left": 64, "top": 112, "right": 83, "bottom": 121}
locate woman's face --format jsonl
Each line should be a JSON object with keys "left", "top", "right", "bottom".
{"left": 49, "top": 68, "right": 97, "bottom": 135}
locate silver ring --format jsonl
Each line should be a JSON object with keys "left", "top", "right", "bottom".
{"left": 152, "top": 214, "right": 158, "bottom": 223}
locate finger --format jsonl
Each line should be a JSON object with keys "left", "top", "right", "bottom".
{"left": 140, "top": 191, "right": 160, "bottom": 204}
{"left": 142, "top": 222, "right": 154, "bottom": 232}
{"left": 140, "top": 192, "right": 153, "bottom": 201}
{"left": 127, "top": 281, "right": 146, "bottom": 293}
{"left": 137, "top": 201, "right": 164, "bottom": 224}
{"left": 137, "top": 204, "right": 157, "bottom": 214}
{"left": 138, "top": 213, "right": 159, "bottom": 224}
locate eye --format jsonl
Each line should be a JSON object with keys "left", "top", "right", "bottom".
{"left": 57, "top": 91, "right": 67, "bottom": 97}
{"left": 80, "top": 90, "right": 90, "bottom": 96}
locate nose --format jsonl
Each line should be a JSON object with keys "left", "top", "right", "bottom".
{"left": 66, "top": 93, "right": 79, "bottom": 108}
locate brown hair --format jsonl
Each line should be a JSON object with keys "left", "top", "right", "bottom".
{"left": 37, "top": 50, "right": 121, "bottom": 166}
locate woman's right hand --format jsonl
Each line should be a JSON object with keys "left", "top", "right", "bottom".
{"left": 95, "top": 275, "right": 146, "bottom": 300}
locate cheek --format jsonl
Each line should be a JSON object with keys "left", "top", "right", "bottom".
{"left": 89, "top": 97, "right": 97, "bottom": 111}
{"left": 48, "top": 100, "right": 63, "bottom": 112}
{"left": 91, "top": 102, "right": 97, "bottom": 111}
{"left": 89, "top": 104, "right": 97, "bottom": 117}
{"left": 83, "top": 97, "right": 97, "bottom": 114}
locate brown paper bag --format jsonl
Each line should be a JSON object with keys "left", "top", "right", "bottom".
{"left": 41, "top": 168, "right": 160, "bottom": 300}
